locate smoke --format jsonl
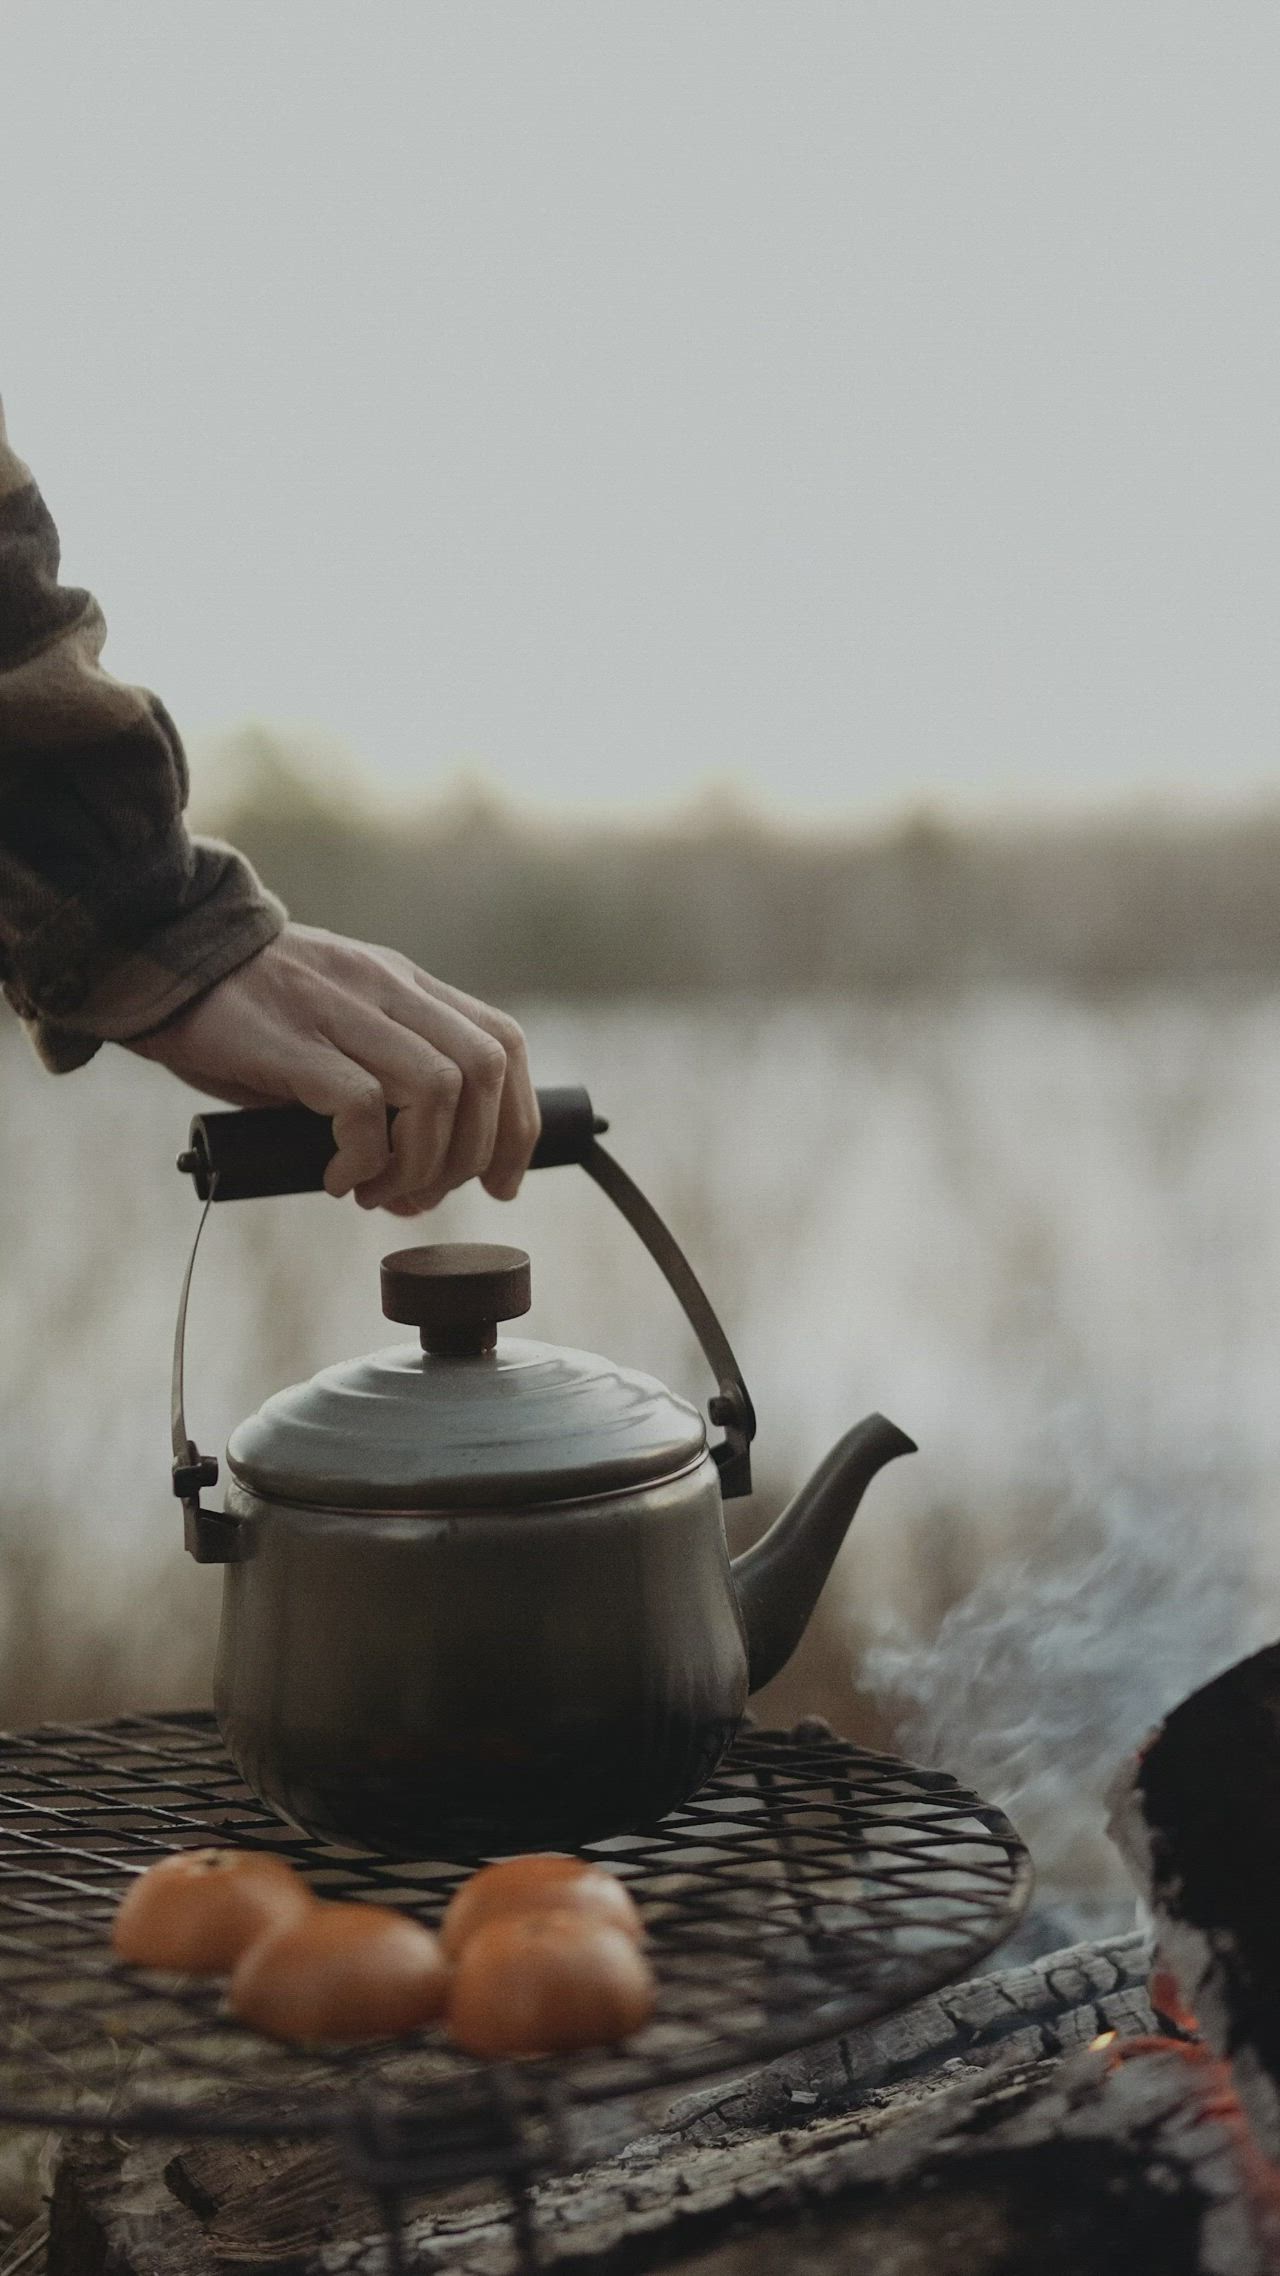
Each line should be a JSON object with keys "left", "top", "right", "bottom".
{"left": 863, "top": 1409, "right": 1280, "bottom": 1916}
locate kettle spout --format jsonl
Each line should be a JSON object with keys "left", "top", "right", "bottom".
{"left": 730, "top": 1414, "right": 916, "bottom": 1694}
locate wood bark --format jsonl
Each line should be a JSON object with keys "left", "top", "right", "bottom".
{"left": 47, "top": 2037, "right": 1280, "bottom": 2276}
{"left": 42, "top": 1934, "right": 1162, "bottom": 2276}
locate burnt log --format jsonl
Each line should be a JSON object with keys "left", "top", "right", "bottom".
{"left": 660, "top": 1929, "right": 1152, "bottom": 2142}
{"left": 46, "top": 2035, "right": 1280, "bottom": 2276}
{"left": 1108, "top": 1638, "right": 1280, "bottom": 2164}
{"left": 44, "top": 1935, "right": 1160, "bottom": 2276}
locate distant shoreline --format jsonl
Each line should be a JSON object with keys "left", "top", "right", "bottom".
{"left": 195, "top": 733, "right": 1280, "bottom": 998}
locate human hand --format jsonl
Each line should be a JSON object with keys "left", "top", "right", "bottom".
{"left": 126, "top": 924, "right": 540, "bottom": 1215}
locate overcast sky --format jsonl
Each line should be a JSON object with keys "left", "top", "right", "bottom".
{"left": 3, "top": 3, "right": 1278, "bottom": 818}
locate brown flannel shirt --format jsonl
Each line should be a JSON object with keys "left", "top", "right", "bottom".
{"left": 0, "top": 402, "right": 285, "bottom": 1071}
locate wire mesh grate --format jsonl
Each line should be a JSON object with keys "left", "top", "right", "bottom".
{"left": 0, "top": 1711, "right": 1031, "bottom": 2180}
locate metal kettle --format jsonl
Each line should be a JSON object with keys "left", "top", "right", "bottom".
{"left": 172, "top": 1089, "right": 915, "bottom": 1857}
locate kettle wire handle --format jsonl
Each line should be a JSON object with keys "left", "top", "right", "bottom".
{"left": 579, "top": 1140, "right": 755, "bottom": 1498}
{"left": 169, "top": 1181, "right": 242, "bottom": 1563}
{"left": 171, "top": 1089, "right": 756, "bottom": 1550}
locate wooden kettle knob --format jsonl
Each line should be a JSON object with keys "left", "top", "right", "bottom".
{"left": 380, "top": 1243, "right": 532, "bottom": 1356}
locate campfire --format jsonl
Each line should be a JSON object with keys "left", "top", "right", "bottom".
{"left": 10, "top": 1650, "right": 1280, "bottom": 2274}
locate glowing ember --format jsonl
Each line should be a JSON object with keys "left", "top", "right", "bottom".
{"left": 1089, "top": 2029, "right": 1118, "bottom": 2050}
{"left": 1096, "top": 2035, "right": 1280, "bottom": 2226}
{"left": 1149, "top": 1964, "right": 1200, "bottom": 2036}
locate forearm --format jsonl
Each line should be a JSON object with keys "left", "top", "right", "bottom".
{"left": 0, "top": 403, "right": 283, "bottom": 1070}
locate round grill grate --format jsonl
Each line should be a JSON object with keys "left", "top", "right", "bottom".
{"left": 0, "top": 1712, "right": 1030, "bottom": 2185}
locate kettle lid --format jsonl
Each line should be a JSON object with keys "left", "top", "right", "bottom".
{"left": 225, "top": 1243, "right": 707, "bottom": 1512}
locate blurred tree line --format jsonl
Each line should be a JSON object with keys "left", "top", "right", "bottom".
{"left": 203, "top": 732, "right": 1280, "bottom": 998}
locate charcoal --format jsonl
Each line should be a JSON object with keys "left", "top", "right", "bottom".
{"left": 41, "top": 1940, "right": 1194, "bottom": 2276}
{"left": 1108, "top": 1638, "right": 1280, "bottom": 2162}
{"left": 49, "top": 2033, "right": 1280, "bottom": 2276}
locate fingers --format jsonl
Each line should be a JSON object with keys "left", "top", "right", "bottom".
{"left": 284, "top": 1053, "right": 394, "bottom": 1198}
{"left": 346, "top": 979, "right": 540, "bottom": 1213}
{"left": 334, "top": 996, "right": 499, "bottom": 1210}
{"left": 396, "top": 974, "right": 542, "bottom": 1204}
{"left": 359, "top": 1089, "right": 460, "bottom": 1210}
{"left": 283, "top": 984, "right": 534, "bottom": 1213}
{"left": 475, "top": 1013, "right": 541, "bottom": 1201}
{"left": 276, "top": 995, "right": 475, "bottom": 1203}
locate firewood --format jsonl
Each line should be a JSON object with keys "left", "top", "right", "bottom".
{"left": 44, "top": 1935, "right": 1162, "bottom": 2275}
{"left": 1109, "top": 1638, "right": 1280, "bottom": 2167}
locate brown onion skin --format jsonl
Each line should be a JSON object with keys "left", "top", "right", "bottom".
{"left": 112, "top": 1849, "right": 313, "bottom": 1974}
{"left": 440, "top": 1855, "right": 643, "bottom": 1961}
{"left": 446, "top": 1908, "right": 656, "bottom": 2057}
{"left": 229, "top": 1903, "right": 449, "bottom": 2043}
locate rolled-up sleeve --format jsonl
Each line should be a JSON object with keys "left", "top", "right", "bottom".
{"left": 0, "top": 403, "right": 285, "bottom": 1071}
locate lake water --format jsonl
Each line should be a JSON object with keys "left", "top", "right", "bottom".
{"left": 4, "top": 986, "right": 1280, "bottom": 1917}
